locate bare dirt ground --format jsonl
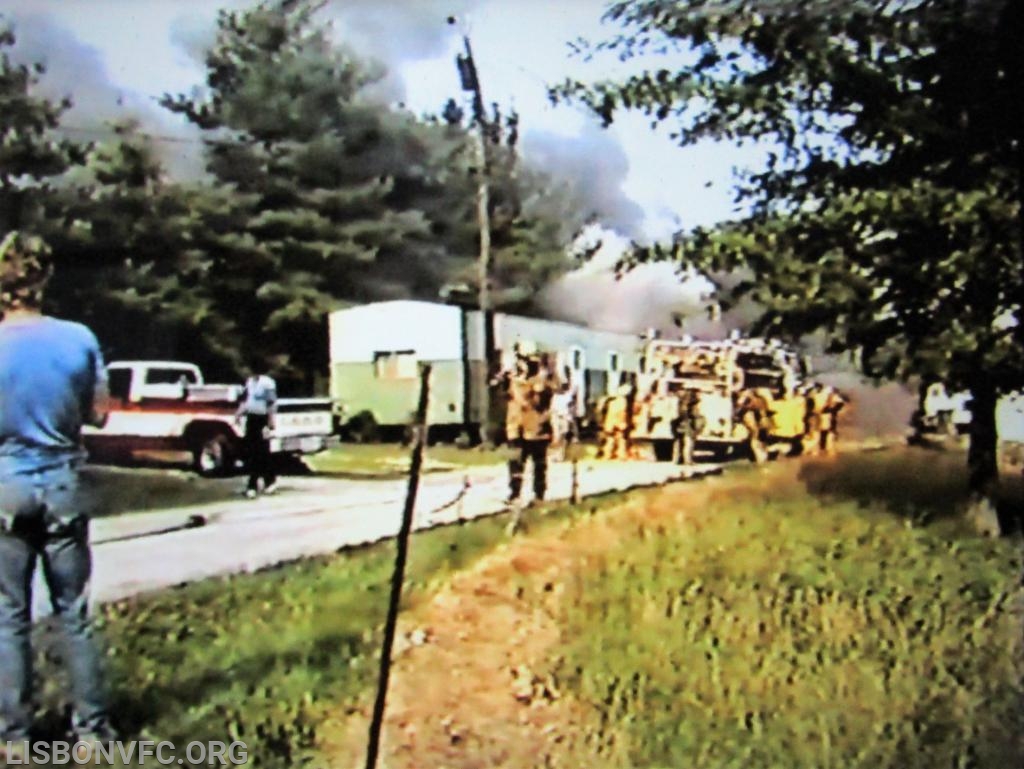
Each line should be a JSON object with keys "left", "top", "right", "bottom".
{"left": 324, "top": 472, "right": 727, "bottom": 769}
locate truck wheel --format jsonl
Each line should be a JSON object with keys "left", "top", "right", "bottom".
{"left": 193, "top": 433, "right": 235, "bottom": 477}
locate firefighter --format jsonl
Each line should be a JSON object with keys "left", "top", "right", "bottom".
{"left": 676, "top": 388, "right": 704, "bottom": 465}
{"left": 501, "top": 344, "right": 558, "bottom": 507}
{"left": 598, "top": 383, "right": 633, "bottom": 459}
{"left": 736, "top": 388, "right": 770, "bottom": 463}
{"left": 803, "top": 383, "right": 848, "bottom": 456}
{"left": 802, "top": 383, "right": 825, "bottom": 457}
{"left": 819, "top": 385, "right": 848, "bottom": 456}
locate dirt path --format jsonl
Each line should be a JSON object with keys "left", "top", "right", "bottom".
{"left": 325, "top": 471, "right": 731, "bottom": 769}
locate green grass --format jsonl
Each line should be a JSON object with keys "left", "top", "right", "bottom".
{"left": 305, "top": 442, "right": 507, "bottom": 478}
{"left": 548, "top": 450, "right": 1024, "bottom": 769}
{"left": 32, "top": 492, "right": 589, "bottom": 768}
{"left": 36, "top": 446, "right": 1024, "bottom": 768}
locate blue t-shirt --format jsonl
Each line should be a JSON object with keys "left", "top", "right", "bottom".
{"left": 0, "top": 315, "right": 106, "bottom": 475}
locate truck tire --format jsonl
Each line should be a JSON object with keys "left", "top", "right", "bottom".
{"left": 193, "top": 432, "right": 236, "bottom": 477}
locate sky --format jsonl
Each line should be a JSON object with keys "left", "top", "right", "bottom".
{"left": 0, "top": 0, "right": 772, "bottom": 333}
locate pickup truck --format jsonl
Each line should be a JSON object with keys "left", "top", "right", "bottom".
{"left": 82, "top": 361, "right": 334, "bottom": 476}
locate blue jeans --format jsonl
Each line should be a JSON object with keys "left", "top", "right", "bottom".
{"left": 0, "top": 464, "right": 109, "bottom": 740}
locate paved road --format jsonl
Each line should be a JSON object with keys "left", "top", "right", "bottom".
{"left": 78, "top": 459, "right": 718, "bottom": 606}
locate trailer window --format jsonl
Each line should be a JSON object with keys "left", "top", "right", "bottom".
{"left": 608, "top": 352, "right": 620, "bottom": 372}
{"left": 374, "top": 350, "right": 418, "bottom": 379}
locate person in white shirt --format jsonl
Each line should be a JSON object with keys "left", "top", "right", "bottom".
{"left": 237, "top": 367, "right": 278, "bottom": 498}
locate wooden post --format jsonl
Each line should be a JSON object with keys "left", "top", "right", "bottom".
{"left": 570, "top": 418, "right": 580, "bottom": 505}
{"left": 364, "top": 363, "right": 432, "bottom": 769}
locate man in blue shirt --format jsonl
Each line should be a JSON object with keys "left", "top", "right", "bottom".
{"left": 0, "top": 231, "right": 114, "bottom": 747}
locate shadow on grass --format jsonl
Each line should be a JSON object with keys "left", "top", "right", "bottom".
{"left": 798, "top": 446, "right": 1024, "bottom": 534}
{"left": 87, "top": 451, "right": 316, "bottom": 477}
{"left": 79, "top": 454, "right": 323, "bottom": 518}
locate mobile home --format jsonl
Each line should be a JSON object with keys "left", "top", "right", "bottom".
{"left": 328, "top": 300, "right": 644, "bottom": 437}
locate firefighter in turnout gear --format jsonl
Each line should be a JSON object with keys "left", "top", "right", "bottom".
{"left": 496, "top": 343, "right": 558, "bottom": 506}
{"left": 598, "top": 384, "right": 634, "bottom": 459}
{"left": 676, "top": 388, "right": 705, "bottom": 465}
{"left": 803, "top": 384, "right": 848, "bottom": 456}
{"left": 736, "top": 388, "right": 771, "bottom": 463}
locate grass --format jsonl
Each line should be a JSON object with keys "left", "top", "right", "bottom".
{"left": 305, "top": 442, "right": 507, "bottom": 478}
{"left": 31, "top": 490, "right": 593, "bottom": 768}
{"left": 34, "top": 446, "right": 1024, "bottom": 768}
{"left": 547, "top": 449, "right": 1024, "bottom": 769}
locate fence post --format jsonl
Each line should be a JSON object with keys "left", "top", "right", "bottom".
{"left": 364, "top": 363, "right": 432, "bottom": 769}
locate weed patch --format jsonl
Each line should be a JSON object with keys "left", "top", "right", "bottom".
{"left": 31, "top": 511, "right": 515, "bottom": 766}
{"left": 31, "top": 491, "right": 604, "bottom": 767}
{"left": 552, "top": 456, "right": 1024, "bottom": 768}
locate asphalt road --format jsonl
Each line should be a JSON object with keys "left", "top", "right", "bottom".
{"left": 75, "top": 459, "right": 717, "bottom": 606}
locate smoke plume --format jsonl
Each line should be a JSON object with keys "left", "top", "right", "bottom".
{"left": 3, "top": 7, "right": 206, "bottom": 179}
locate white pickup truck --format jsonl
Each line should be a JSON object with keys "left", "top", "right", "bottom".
{"left": 82, "top": 361, "right": 334, "bottom": 475}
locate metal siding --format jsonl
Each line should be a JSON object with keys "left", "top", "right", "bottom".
{"left": 328, "top": 301, "right": 464, "bottom": 363}
{"left": 332, "top": 360, "right": 466, "bottom": 426}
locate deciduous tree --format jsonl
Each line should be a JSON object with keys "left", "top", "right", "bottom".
{"left": 556, "top": 0, "right": 1022, "bottom": 533}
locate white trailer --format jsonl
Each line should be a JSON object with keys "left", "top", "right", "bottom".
{"left": 328, "top": 300, "right": 643, "bottom": 438}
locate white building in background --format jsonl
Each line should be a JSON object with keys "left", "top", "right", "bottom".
{"left": 327, "top": 300, "right": 644, "bottom": 437}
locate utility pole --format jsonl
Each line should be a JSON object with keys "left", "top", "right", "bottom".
{"left": 453, "top": 23, "right": 492, "bottom": 319}
{"left": 451, "top": 16, "right": 497, "bottom": 441}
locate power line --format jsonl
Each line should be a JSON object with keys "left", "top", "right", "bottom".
{"left": 57, "top": 125, "right": 205, "bottom": 145}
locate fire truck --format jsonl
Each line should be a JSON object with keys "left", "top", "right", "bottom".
{"left": 631, "top": 337, "right": 812, "bottom": 462}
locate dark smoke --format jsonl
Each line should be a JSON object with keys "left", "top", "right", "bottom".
{"left": 520, "top": 125, "right": 645, "bottom": 237}
{"left": 4, "top": 8, "right": 206, "bottom": 179}
{"left": 5, "top": 12, "right": 131, "bottom": 128}
{"left": 540, "top": 231, "right": 710, "bottom": 334}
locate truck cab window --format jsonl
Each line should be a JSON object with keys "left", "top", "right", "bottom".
{"left": 145, "top": 368, "right": 198, "bottom": 385}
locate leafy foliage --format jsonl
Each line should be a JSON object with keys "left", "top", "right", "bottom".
{"left": 555, "top": 0, "right": 1022, "bottom": 506}
{"left": 149, "top": 0, "right": 586, "bottom": 386}
{"left": 4, "top": 3, "right": 587, "bottom": 389}
{"left": 0, "top": 18, "right": 84, "bottom": 232}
